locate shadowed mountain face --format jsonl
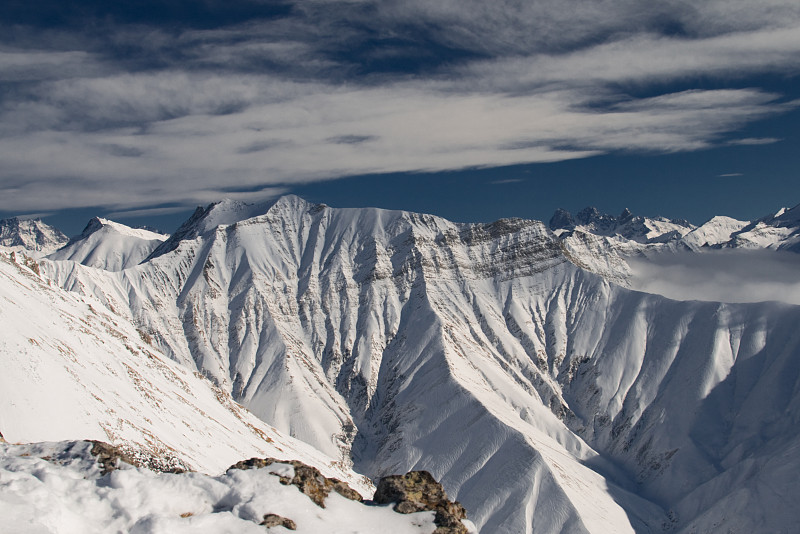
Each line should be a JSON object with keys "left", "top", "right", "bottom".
{"left": 0, "top": 217, "right": 68, "bottom": 253}
{"left": 36, "top": 196, "right": 800, "bottom": 533}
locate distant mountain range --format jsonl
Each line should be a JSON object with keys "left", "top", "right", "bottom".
{"left": 2, "top": 198, "right": 800, "bottom": 533}
{"left": 0, "top": 217, "right": 67, "bottom": 254}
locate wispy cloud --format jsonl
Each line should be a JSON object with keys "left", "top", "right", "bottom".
{"left": 718, "top": 173, "right": 744, "bottom": 177}
{"left": 727, "top": 137, "right": 781, "bottom": 146}
{"left": 490, "top": 178, "right": 524, "bottom": 185}
{"left": 0, "top": 1, "right": 799, "bottom": 212}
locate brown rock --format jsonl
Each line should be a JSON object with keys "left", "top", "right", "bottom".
{"left": 89, "top": 441, "right": 138, "bottom": 475}
{"left": 229, "top": 458, "right": 363, "bottom": 508}
{"left": 260, "top": 513, "right": 297, "bottom": 530}
{"left": 374, "top": 471, "right": 468, "bottom": 534}
{"left": 88, "top": 440, "right": 187, "bottom": 474}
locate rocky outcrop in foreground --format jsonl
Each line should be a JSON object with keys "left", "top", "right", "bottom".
{"left": 230, "top": 457, "right": 363, "bottom": 507}
{"left": 89, "top": 440, "right": 189, "bottom": 474}
{"left": 374, "top": 471, "right": 469, "bottom": 534}
{"left": 230, "top": 458, "right": 473, "bottom": 532}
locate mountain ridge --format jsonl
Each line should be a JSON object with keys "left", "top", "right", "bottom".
{"left": 0, "top": 216, "right": 68, "bottom": 255}
{"left": 22, "top": 195, "right": 800, "bottom": 533}
{"left": 48, "top": 217, "right": 168, "bottom": 271}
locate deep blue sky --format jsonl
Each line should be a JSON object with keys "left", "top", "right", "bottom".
{"left": 1, "top": 1, "right": 799, "bottom": 237}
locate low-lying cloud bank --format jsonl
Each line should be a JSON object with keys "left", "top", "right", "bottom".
{"left": 628, "top": 249, "right": 800, "bottom": 305}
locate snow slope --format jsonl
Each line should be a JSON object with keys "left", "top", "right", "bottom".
{"left": 36, "top": 196, "right": 800, "bottom": 533}
{"left": 47, "top": 217, "right": 167, "bottom": 271}
{"left": 0, "top": 250, "right": 372, "bottom": 496}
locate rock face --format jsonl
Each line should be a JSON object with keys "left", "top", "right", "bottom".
{"left": 374, "top": 471, "right": 468, "bottom": 534}
{"left": 230, "top": 457, "right": 363, "bottom": 507}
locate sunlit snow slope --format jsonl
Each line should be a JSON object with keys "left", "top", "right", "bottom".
{"left": 37, "top": 196, "right": 800, "bottom": 534}
{"left": 47, "top": 217, "right": 167, "bottom": 271}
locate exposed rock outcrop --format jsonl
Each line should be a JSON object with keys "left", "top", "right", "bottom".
{"left": 374, "top": 471, "right": 469, "bottom": 534}
{"left": 230, "top": 457, "right": 363, "bottom": 507}
{"left": 260, "top": 513, "right": 297, "bottom": 530}
{"left": 89, "top": 440, "right": 187, "bottom": 474}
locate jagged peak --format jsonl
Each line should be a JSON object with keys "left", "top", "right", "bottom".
{"left": 549, "top": 208, "right": 575, "bottom": 231}
{"left": 144, "top": 195, "right": 323, "bottom": 262}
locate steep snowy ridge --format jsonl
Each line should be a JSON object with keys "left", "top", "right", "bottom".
{"left": 47, "top": 217, "right": 167, "bottom": 271}
{"left": 0, "top": 217, "right": 68, "bottom": 255}
{"left": 35, "top": 195, "right": 800, "bottom": 533}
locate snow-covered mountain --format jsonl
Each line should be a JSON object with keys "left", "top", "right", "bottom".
{"left": 33, "top": 195, "right": 800, "bottom": 533}
{"left": 0, "top": 250, "right": 371, "bottom": 495}
{"left": 0, "top": 217, "right": 68, "bottom": 255}
{"left": 47, "top": 217, "right": 167, "bottom": 271}
{"left": 551, "top": 205, "right": 800, "bottom": 291}
{"left": 724, "top": 203, "right": 800, "bottom": 252}
{"left": 679, "top": 215, "right": 750, "bottom": 249}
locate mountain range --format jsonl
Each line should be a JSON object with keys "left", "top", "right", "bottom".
{"left": 2, "top": 198, "right": 800, "bottom": 533}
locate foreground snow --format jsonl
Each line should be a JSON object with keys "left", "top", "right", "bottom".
{"left": 0, "top": 441, "right": 476, "bottom": 534}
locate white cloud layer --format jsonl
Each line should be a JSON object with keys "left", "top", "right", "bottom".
{"left": 0, "top": 1, "right": 799, "bottom": 211}
{"left": 629, "top": 250, "right": 800, "bottom": 305}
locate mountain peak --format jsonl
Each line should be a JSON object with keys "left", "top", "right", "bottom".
{"left": 146, "top": 195, "right": 321, "bottom": 261}
{"left": 49, "top": 217, "right": 167, "bottom": 271}
{"left": 68, "top": 217, "right": 166, "bottom": 245}
{"left": 549, "top": 208, "right": 575, "bottom": 231}
{"left": 0, "top": 217, "right": 68, "bottom": 253}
